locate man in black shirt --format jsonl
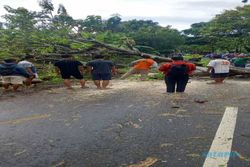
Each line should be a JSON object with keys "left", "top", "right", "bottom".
{"left": 54, "top": 55, "right": 86, "bottom": 89}
{"left": 86, "top": 54, "right": 116, "bottom": 89}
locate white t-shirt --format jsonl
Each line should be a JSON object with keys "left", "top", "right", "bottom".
{"left": 18, "top": 60, "right": 33, "bottom": 68}
{"left": 18, "top": 60, "right": 39, "bottom": 78}
{"left": 245, "top": 63, "right": 250, "bottom": 69}
{"left": 207, "top": 59, "right": 230, "bottom": 74}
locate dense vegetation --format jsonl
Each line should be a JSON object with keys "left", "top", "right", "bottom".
{"left": 183, "top": 5, "right": 250, "bottom": 54}
{"left": 0, "top": 0, "right": 250, "bottom": 61}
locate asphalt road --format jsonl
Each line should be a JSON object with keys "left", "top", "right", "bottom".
{"left": 0, "top": 79, "right": 250, "bottom": 167}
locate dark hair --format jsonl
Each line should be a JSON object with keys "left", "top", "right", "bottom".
{"left": 61, "top": 55, "right": 72, "bottom": 58}
{"left": 141, "top": 54, "right": 151, "bottom": 59}
{"left": 94, "top": 54, "right": 104, "bottom": 59}
{"left": 4, "top": 58, "right": 16, "bottom": 63}
{"left": 172, "top": 56, "right": 184, "bottom": 61}
{"left": 212, "top": 55, "right": 222, "bottom": 59}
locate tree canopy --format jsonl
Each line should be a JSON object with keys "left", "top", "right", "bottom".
{"left": 182, "top": 5, "right": 250, "bottom": 53}
{"left": 0, "top": 1, "right": 250, "bottom": 61}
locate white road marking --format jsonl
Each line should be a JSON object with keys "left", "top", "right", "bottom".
{"left": 203, "top": 107, "right": 238, "bottom": 167}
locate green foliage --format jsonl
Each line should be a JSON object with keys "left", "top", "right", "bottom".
{"left": 38, "top": 63, "right": 62, "bottom": 84}
{"left": 200, "top": 58, "right": 211, "bottom": 67}
{"left": 0, "top": 1, "right": 185, "bottom": 60}
{"left": 183, "top": 54, "right": 203, "bottom": 60}
{"left": 120, "top": 19, "right": 159, "bottom": 33}
{"left": 183, "top": 5, "right": 250, "bottom": 53}
{"left": 148, "top": 72, "right": 165, "bottom": 80}
{"left": 130, "top": 26, "right": 184, "bottom": 55}
{"left": 82, "top": 15, "right": 103, "bottom": 33}
{"left": 105, "top": 14, "right": 122, "bottom": 32}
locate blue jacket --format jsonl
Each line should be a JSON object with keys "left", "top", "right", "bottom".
{"left": 0, "top": 63, "right": 30, "bottom": 78}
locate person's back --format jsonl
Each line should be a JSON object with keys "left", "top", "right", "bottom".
{"left": 159, "top": 56, "right": 196, "bottom": 93}
{"left": 86, "top": 55, "right": 115, "bottom": 89}
{"left": 18, "top": 60, "right": 35, "bottom": 72}
{"left": 121, "top": 55, "right": 157, "bottom": 80}
{"left": 87, "top": 59, "right": 114, "bottom": 74}
{"left": 159, "top": 61, "right": 196, "bottom": 76}
{"left": 208, "top": 59, "right": 230, "bottom": 74}
{"left": 207, "top": 58, "right": 230, "bottom": 84}
{"left": 167, "top": 62, "right": 189, "bottom": 77}
{"left": 0, "top": 63, "right": 17, "bottom": 76}
{"left": 0, "top": 62, "right": 29, "bottom": 77}
{"left": 18, "top": 60, "right": 33, "bottom": 68}
{"left": 54, "top": 55, "right": 86, "bottom": 89}
{"left": 55, "top": 59, "right": 82, "bottom": 75}
{"left": 133, "top": 58, "right": 155, "bottom": 70}
{"left": 18, "top": 60, "right": 39, "bottom": 78}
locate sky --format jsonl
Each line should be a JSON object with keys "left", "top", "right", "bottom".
{"left": 0, "top": 0, "right": 246, "bottom": 30}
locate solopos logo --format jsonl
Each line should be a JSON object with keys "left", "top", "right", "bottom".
{"left": 202, "top": 150, "right": 244, "bottom": 158}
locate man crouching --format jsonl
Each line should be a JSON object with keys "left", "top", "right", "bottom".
{"left": 0, "top": 59, "right": 33, "bottom": 92}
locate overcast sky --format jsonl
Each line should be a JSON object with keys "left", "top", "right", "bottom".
{"left": 0, "top": 0, "right": 246, "bottom": 30}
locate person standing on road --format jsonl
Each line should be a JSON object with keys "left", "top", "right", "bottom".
{"left": 54, "top": 55, "right": 87, "bottom": 89}
{"left": 121, "top": 54, "right": 158, "bottom": 81}
{"left": 86, "top": 54, "right": 116, "bottom": 89}
{"left": 159, "top": 56, "right": 196, "bottom": 93}
{"left": 0, "top": 58, "right": 33, "bottom": 92}
{"left": 207, "top": 56, "right": 230, "bottom": 84}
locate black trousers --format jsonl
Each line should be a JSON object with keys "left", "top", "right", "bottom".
{"left": 165, "top": 75, "right": 189, "bottom": 93}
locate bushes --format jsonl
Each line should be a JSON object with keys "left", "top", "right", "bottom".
{"left": 184, "top": 54, "right": 210, "bottom": 67}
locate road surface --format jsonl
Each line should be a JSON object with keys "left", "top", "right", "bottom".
{"left": 0, "top": 79, "right": 250, "bottom": 167}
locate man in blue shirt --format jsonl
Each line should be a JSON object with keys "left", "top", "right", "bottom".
{"left": 86, "top": 54, "right": 116, "bottom": 89}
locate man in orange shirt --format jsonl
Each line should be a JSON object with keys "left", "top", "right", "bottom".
{"left": 159, "top": 56, "right": 196, "bottom": 93}
{"left": 121, "top": 55, "right": 158, "bottom": 81}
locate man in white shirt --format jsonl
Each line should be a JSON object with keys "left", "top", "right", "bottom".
{"left": 18, "top": 60, "right": 38, "bottom": 78}
{"left": 207, "top": 56, "right": 230, "bottom": 84}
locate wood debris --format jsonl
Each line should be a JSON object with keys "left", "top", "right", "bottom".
{"left": 128, "top": 157, "right": 158, "bottom": 167}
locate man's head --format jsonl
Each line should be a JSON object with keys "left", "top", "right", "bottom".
{"left": 94, "top": 54, "right": 104, "bottom": 59}
{"left": 4, "top": 58, "right": 17, "bottom": 63}
{"left": 61, "top": 54, "right": 73, "bottom": 59}
{"left": 172, "top": 56, "right": 184, "bottom": 61}
{"left": 141, "top": 54, "right": 151, "bottom": 59}
{"left": 212, "top": 55, "right": 222, "bottom": 59}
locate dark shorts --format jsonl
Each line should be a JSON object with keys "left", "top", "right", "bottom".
{"left": 61, "top": 73, "right": 83, "bottom": 80}
{"left": 92, "top": 73, "right": 112, "bottom": 80}
{"left": 211, "top": 72, "right": 229, "bottom": 78}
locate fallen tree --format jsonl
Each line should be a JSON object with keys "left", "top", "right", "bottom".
{"left": 24, "top": 36, "right": 250, "bottom": 77}
{"left": 31, "top": 37, "right": 173, "bottom": 63}
{"left": 229, "top": 66, "right": 250, "bottom": 75}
